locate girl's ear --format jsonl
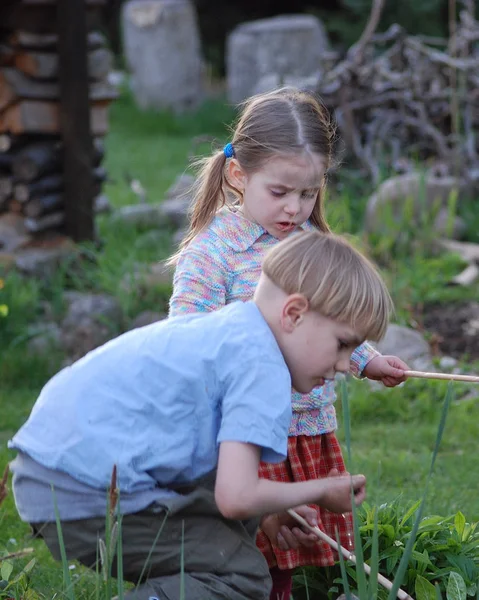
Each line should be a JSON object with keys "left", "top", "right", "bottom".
{"left": 226, "top": 158, "right": 247, "bottom": 192}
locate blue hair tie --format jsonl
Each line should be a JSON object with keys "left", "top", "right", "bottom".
{"left": 223, "top": 143, "right": 235, "bottom": 158}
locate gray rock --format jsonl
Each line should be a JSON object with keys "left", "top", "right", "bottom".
{"left": 370, "top": 324, "right": 433, "bottom": 371}
{"left": 158, "top": 197, "right": 191, "bottom": 229}
{"left": 165, "top": 174, "right": 195, "bottom": 200}
{"left": 227, "top": 14, "right": 330, "bottom": 103}
{"left": 252, "top": 70, "right": 323, "bottom": 96}
{"left": 13, "top": 240, "right": 77, "bottom": 279}
{"left": 365, "top": 172, "right": 463, "bottom": 237}
{"left": 128, "top": 310, "right": 166, "bottom": 330}
{"left": 27, "top": 322, "right": 63, "bottom": 355}
{"left": 433, "top": 207, "right": 466, "bottom": 240}
{"left": 0, "top": 213, "right": 31, "bottom": 252}
{"left": 112, "top": 204, "right": 168, "bottom": 228}
{"left": 122, "top": 0, "right": 204, "bottom": 112}
{"left": 121, "top": 260, "right": 174, "bottom": 295}
{"left": 61, "top": 292, "right": 123, "bottom": 360}
{"left": 439, "top": 356, "right": 458, "bottom": 369}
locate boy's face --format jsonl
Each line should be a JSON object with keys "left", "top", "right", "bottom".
{"left": 278, "top": 298, "right": 364, "bottom": 394}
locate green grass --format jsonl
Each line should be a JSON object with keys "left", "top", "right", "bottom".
{"left": 339, "top": 378, "right": 479, "bottom": 520}
{"left": 1, "top": 88, "right": 479, "bottom": 597}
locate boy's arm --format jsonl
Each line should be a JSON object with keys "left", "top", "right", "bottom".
{"left": 215, "top": 441, "right": 366, "bottom": 519}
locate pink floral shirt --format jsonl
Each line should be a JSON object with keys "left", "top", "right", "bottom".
{"left": 169, "top": 209, "right": 379, "bottom": 436}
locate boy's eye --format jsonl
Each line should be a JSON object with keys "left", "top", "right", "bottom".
{"left": 301, "top": 190, "right": 317, "bottom": 200}
{"left": 338, "top": 340, "right": 349, "bottom": 351}
{"left": 270, "top": 190, "right": 286, "bottom": 197}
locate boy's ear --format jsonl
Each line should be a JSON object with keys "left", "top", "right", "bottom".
{"left": 280, "top": 294, "right": 309, "bottom": 333}
{"left": 226, "top": 158, "right": 246, "bottom": 191}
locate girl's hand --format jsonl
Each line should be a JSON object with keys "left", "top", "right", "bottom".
{"left": 362, "top": 355, "right": 409, "bottom": 387}
{"left": 260, "top": 505, "right": 319, "bottom": 550}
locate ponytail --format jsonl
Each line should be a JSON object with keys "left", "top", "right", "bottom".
{"left": 167, "top": 150, "right": 226, "bottom": 265}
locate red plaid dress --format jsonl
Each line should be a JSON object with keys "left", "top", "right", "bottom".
{"left": 256, "top": 432, "right": 354, "bottom": 569}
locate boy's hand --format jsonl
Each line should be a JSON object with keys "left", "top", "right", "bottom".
{"left": 260, "top": 505, "right": 319, "bottom": 550}
{"left": 317, "top": 474, "right": 366, "bottom": 513}
{"left": 362, "top": 355, "right": 409, "bottom": 387}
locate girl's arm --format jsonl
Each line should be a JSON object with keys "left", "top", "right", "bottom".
{"left": 169, "top": 242, "right": 228, "bottom": 316}
{"left": 215, "top": 441, "right": 366, "bottom": 520}
{"left": 349, "top": 341, "right": 380, "bottom": 377}
{"left": 351, "top": 343, "right": 408, "bottom": 387}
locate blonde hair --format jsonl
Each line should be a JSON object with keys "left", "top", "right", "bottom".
{"left": 263, "top": 231, "right": 392, "bottom": 341}
{"left": 169, "top": 87, "right": 336, "bottom": 264}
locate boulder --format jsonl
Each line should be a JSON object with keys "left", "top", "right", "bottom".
{"left": 227, "top": 14, "right": 330, "bottom": 103}
{"left": 122, "top": 0, "right": 204, "bottom": 112}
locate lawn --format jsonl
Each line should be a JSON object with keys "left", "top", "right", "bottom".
{"left": 1, "top": 90, "right": 478, "bottom": 598}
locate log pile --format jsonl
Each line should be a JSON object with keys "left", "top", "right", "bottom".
{"left": 316, "top": 2, "right": 479, "bottom": 186}
{"left": 0, "top": 0, "right": 116, "bottom": 237}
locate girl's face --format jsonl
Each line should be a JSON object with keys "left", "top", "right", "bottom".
{"left": 228, "top": 153, "right": 326, "bottom": 239}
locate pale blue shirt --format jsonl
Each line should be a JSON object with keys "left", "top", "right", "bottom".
{"left": 9, "top": 302, "right": 292, "bottom": 521}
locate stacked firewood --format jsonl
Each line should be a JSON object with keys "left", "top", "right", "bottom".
{"left": 316, "top": 3, "right": 479, "bottom": 186}
{"left": 0, "top": 0, "right": 115, "bottom": 236}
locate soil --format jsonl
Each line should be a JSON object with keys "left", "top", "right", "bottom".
{"left": 422, "top": 301, "right": 479, "bottom": 360}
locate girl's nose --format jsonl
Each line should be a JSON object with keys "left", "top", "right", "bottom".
{"left": 284, "top": 196, "right": 300, "bottom": 216}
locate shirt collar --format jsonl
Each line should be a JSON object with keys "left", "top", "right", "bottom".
{"left": 210, "top": 208, "right": 315, "bottom": 252}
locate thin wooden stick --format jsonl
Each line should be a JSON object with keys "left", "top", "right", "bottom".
{"left": 0, "top": 548, "right": 34, "bottom": 562}
{"left": 404, "top": 370, "right": 479, "bottom": 383}
{"left": 287, "top": 509, "right": 414, "bottom": 600}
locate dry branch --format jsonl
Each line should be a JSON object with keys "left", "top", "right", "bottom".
{"left": 315, "top": 10, "right": 479, "bottom": 185}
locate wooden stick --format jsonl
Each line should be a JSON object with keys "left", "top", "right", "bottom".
{"left": 287, "top": 509, "right": 414, "bottom": 600}
{"left": 404, "top": 370, "right": 479, "bottom": 383}
{"left": 0, "top": 548, "right": 34, "bottom": 562}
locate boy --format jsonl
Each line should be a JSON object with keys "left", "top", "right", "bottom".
{"left": 8, "top": 231, "right": 395, "bottom": 600}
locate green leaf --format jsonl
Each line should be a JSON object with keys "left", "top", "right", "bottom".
{"left": 22, "top": 558, "right": 36, "bottom": 574}
{"left": 381, "top": 524, "right": 397, "bottom": 540}
{"left": 416, "top": 574, "right": 437, "bottom": 600}
{"left": 454, "top": 513, "right": 466, "bottom": 538}
{"left": 446, "top": 572, "right": 467, "bottom": 600}
{"left": 401, "top": 500, "right": 422, "bottom": 527}
{"left": 386, "top": 553, "right": 400, "bottom": 575}
{"left": 419, "top": 516, "right": 445, "bottom": 530}
{"left": 1, "top": 561, "right": 13, "bottom": 583}
{"left": 466, "top": 583, "right": 476, "bottom": 597}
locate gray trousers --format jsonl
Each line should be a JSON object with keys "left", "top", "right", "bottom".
{"left": 32, "top": 483, "right": 271, "bottom": 600}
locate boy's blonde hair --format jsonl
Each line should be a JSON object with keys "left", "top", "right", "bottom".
{"left": 169, "top": 87, "right": 336, "bottom": 265}
{"left": 263, "top": 231, "right": 392, "bottom": 341}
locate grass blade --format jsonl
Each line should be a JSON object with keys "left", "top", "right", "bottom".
{"left": 369, "top": 510, "right": 379, "bottom": 600}
{"left": 134, "top": 511, "right": 168, "bottom": 594}
{"left": 340, "top": 378, "right": 352, "bottom": 465}
{"left": 351, "top": 495, "right": 368, "bottom": 600}
{"left": 336, "top": 526, "right": 352, "bottom": 600}
{"left": 52, "top": 485, "right": 75, "bottom": 600}
{"left": 116, "top": 494, "right": 124, "bottom": 600}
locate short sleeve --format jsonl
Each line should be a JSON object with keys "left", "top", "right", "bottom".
{"left": 169, "top": 242, "right": 228, "bottom": 316}
{"left": 350, "top": 341, "right": 380, "bottom": 377}
{"left": 217, "top": 359, "right": 292, "bottom": 463}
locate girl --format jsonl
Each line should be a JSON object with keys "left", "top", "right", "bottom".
{"left": 168, "top": 87, "right": 408, "bottom": 600}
